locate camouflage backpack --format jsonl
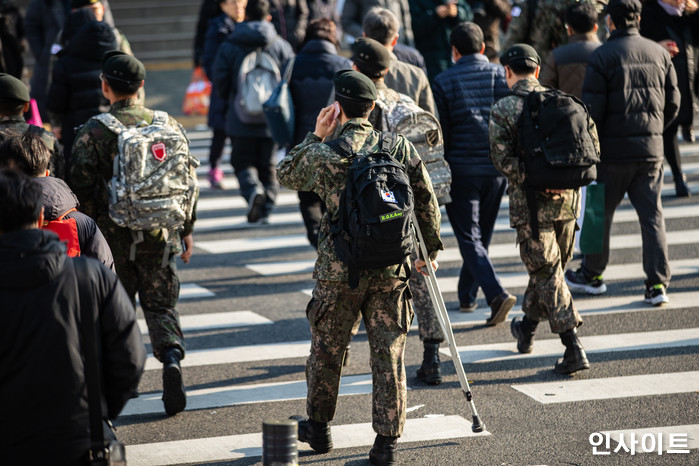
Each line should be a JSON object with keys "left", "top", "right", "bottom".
{"left": 94, "top": 111, "right": 199, "bottom": 259}
{"left": 374, "top": 91, "right": 452, "bottom": 203}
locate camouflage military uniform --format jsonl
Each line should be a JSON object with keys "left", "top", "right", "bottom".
{"left": 489, "top": 78, "right": 589, "bottom": 333}
{"left": 503, "top": 0, "right": 601, "bottom": 61}
{"left": 277, "top": 119, "right": 443, "bottom": 436}
{"left": 0, "top": 115, "right": 65, "bottom": 179}
{"left": 69, "top": 98, "right": 196, "bottom": 361}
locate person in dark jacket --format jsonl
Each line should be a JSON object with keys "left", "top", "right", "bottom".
{"left": 195, "top": 0, "right": 224, "bottom": 67}
{"left": 0, "top": 0, "right": 26, "bottom": 78}
{"left": 565, "top": 0, "right": 680, "bottom": 306}
{"left": 24, "top": 0, "right": 114, "bottom": 121}
{"left": 47, "top": 9, "right": 118, "bottom": 171}
{"left": 0, "top": 73, "right": 65, "bottom": 179}
{"left": 202, "top": 0, "right": 247, "bottom": 189}
{"left": 212, "top": 0, "right": 294, "bottom": 223}
{"left": 641, "top": 0, "right": 698, "bottom": 196}
{"left": 539, "top": 1, "right": 602, "bottom": 99}
{"left": 269, "top": 0, "right": 309, "bottom": 51}
{"left": 0, "top": 168, "right": 145, "bottom": 464}
{"left": 342, "top": 0, "right": 415, "bottom": 46}
{"left": 432, "top": 22, "right": 515, "bottom": 320}
{"left": 289, "top": 18, "right": 350, "bottom": 248}
{"left": 410, "top": 0, "right": 473, "bottom": 81}
{"left": 0, "top": 131, "right": 115, "bottom": 271}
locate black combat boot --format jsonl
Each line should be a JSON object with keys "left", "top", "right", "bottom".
{"left": 554, "top": 328, "right": 590, "bottom": 374}
{"left": 290, "top": 416, "right": 333, "bottom": 453}
{"left": 369, "top": 434, "right": 398, "bottom": 465}
{"left": 416, "top": 340, "right": 441, "bottom": 385}
{"left": 510, "top": 316, "right": 538, "bottom": 353}
{"left": 162, "top": 348, "right": 187, "bottom": 415}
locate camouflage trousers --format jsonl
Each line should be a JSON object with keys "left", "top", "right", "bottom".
{"left": 114, "top": 252, "right": 185, "bottom": 362}
{"left": 306, "top": 277, "right": 413, "bottom": 436}
{"left": 516, "top": 220, "right": 583, "bottom": 334}
{"left": 350, "top": 252, "right": 444, "bottom": 343}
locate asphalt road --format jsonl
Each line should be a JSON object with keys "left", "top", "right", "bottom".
{"left": 114, "top": 127, "right": 699, "bottom": 466}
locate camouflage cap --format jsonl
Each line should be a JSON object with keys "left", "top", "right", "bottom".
{"left": 71, "top": 0, "right": 101, "bottom": 8}
{"left": 500, "top": 43, "right": 541, "bottom": 67}
{"left": 605, "top": 0, "right": 642, "bottom": 16}
{"left": 0, "top": 73, "right": 30, "bottom": 102}
{"left": 334, "top": 69, "right": 377, "bottom": 102}
{"left": 352, "top": 37, "right": 391, "bottom": 74}
{"left": 102, "top": 51, "right": 146, "bottom": 83}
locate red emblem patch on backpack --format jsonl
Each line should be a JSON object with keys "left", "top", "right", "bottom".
{"left": 151, "top": 142, "right": 167, "bottom": 162}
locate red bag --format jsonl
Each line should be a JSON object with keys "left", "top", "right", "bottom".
{"left": 43, "top": 208, "right": 81, "bottom": 257}
{"left": 182, "top": 66, "right": 211, "bottom": 116}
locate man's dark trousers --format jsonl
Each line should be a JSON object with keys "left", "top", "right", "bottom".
{"left": 230, "top": 136, "right": 279, "bottom": 216}
{"left": 445, "top": 171, "right": 508, "bottom": 306}
{"left": 581, "top": 161, "right": 671, "bottom": 288}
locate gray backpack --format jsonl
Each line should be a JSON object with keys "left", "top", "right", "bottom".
{"left": 375, "top": 91, "right": 452, "bottom": 203}
{"left": 234, "top": 46, "right": 281, "bottom": 124}
{"left": 94, "top": 111, "right": 199, "bottom": 260}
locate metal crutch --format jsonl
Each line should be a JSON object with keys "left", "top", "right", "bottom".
{"left": 411, "top": 212, "right": 485, "bottom": 433}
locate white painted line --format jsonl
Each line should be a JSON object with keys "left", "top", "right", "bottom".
{"left": 195, "top": 191, "right": 300, "bottom": 212}
{"left": 437, "top": 258, "right": 699, "bottom": 293}
{"left": 126, "top": 415, "right": 487, "bottom": 465}
{"left": 137, "top": 311, "right": 272, "bottom": 335}
{"left": 144, "top": 340, "right": 311, "bottom": 371}
{"left": 247, "top": 260, "right": 315, "bottom": 276}
{"left": 195, "top": 211, "right": 304, "bottom": 232}
{"left": 122, "top": 373, "right": 374, "bottom": 416}
{"left": 602, "top": 425, "right": 699, "bottom": 453}
{"left": 511, "top": 371, "right": 699, "bottom": 404}
{"left": 196, "top": 234, "right": 313, "bottom": 254}
{"left": 442, "top": 328, "right": 699, "bottom": 364}
{"left": 179, "top": 283, "right": 215, "bottom": 300}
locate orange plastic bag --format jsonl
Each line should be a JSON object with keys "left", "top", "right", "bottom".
{"left": 182, "top": 66, "right": 211, "bottom": 116}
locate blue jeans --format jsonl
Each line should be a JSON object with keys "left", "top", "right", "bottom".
{"left": 445, "top": 173, "right": 507, "bottom": 306}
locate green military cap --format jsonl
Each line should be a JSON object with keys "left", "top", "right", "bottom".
{"left": 352, "top": 37, "right": 392, "bottom": 74}
{"left": 0, "top": 73, "right": 30, "bottom": 102}
{"left": 102, "top": 51, "right": 146, "bottom": 83}
{"left": 500, "top": 43, "right": 541, "bottom": 67}
{"left": 605, "top": 0, "right": 641, "bottom": 17}
{"left": 334, "top": 69, "right": 377, "bottom": 102}
{"left": 71, "top": 0, "right": 101, "bottom": 8}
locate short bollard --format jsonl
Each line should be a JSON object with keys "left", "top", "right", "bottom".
{"left": 262, "top": 418, "right": 298, "bottom": 466}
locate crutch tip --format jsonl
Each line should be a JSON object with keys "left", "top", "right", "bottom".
{"left": 471, "top": 415, "right": 485, "bottom": 433}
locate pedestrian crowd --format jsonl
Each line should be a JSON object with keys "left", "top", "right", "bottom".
{"left": 0, "top": 0, "right": 695, "bottom": 463}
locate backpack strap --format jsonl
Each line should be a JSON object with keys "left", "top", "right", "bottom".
{"left": 151, "top": 110, "right": 169, "bottom": 127}
{"left": 93, "top": 112, "right": 127, "bottom": 135}
{"left": 324, "top": 137, "right": 354, "bottom": 158}
{"left": 378, "top": 131, "right": 399, "bottom": 155}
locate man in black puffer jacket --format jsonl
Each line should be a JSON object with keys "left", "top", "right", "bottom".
{"left": 565, "top": 0, "right": 680, "bottom": 306}
{"left": 0, "top": 131, "right": 115, "bottom": 270}
{"left": 0, "top": 168, "right": 145, "bottom": 464}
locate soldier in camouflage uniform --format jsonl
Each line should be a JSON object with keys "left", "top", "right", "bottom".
{"left": 0, "top": 74, "right": 65, "bottom": 179}
{"left": 278, "top": 70, "right": 443, "bottom": 465}
{"left": 70, "top": 52, "right": 196, "bottom": 415}
{"left": 503, "top": 0, "right": 605, "bottom": 62}
{"left": 489, "top": 44, "right": 596, "bottom": 375}
{"left": 351, "top": 37, "right": 446, "bottom": 386}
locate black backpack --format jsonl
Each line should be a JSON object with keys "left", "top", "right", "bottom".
{"left": 325, "top": 132, "right": 414, "bottom": 288}
{"left": 515, "top": 88, "right": 600, "bottom": 235}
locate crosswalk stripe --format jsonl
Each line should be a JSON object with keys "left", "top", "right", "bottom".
{"left": 195, "top": 211, "right": 304, "bottom": 232}
{"left": 442, "top": 328, "right": 699, "bottom": 364}
{"left": 122, "top": 373, "right": 374, "bottom": 416}
{"left": 438, "top": 257, "right": 699, "bottom": 293}
{"left": 244, "top": 228, "right": 699, "bottom": 276}
{"left": 196, "top": 191, "right": 300, "bottom": 212}
{"left": 602, "top": 425, "right": 699, "bottom": 453}
{"left": 511, "top": 371, "right": 699, "bottom": 404}
{"left": 125, "top": 415, "right": 487, "bottom": 465}
{"left": 197, "top": 234, "right": 312, "bottom": 254}
{"left": 137, "top": 311, "right": 271, "bottom": 335}
{"left": 178, "top": 283, "right": 215, "bottom": 299}
{"left": 442, "top": 291, "right": 699, "bottom": 327}
{"left": 144, "top": 340, "right": 311, "bottom": 371}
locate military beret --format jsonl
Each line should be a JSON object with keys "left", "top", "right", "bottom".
{"left": 352, "top": 37, "right": 392, "bottom": 74}
{"left": 500, "top": 43, "right": 541, "bottom": 67}
{"left": 605, "top": 0, "right": 642, "bottom": 17}
{"left": 102, "top": 51, "right": 146, "bottom": 83}
{"left": 71, "top": 0, "right": 100, "bottom": 8}
{"left": 334, "top": 69, "right": 377, "bottom": 102}
{"left": 0, "top": 73, "right": 30, "bottom": 102}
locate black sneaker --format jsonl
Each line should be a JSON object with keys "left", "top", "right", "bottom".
{"left": 290, "top": 416, "right": 332, "bottom": 453}
{"left": 247, "top": 191, "right": 266, "bottom": 223}
{"left": 644, "top": 284, "right": 669, "bottom": 306}
{"left": 565, "top": 268, "right": 607, "bottom": 295}
{"left": 162, "top": 349, "right": 186, "bottom": 415}
{"left": 485, "top": 292, "right": 516, "bottom": 326}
